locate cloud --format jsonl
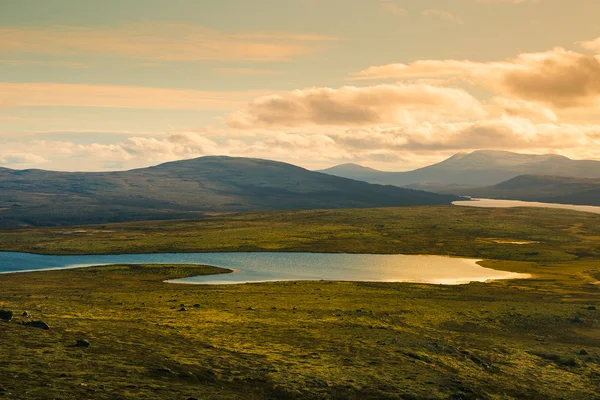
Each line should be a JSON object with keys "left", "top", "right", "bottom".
{"left": 0, "top": 60, "right": 88, "bottom": 68}
{"left": 0, "top": 152, "right": 47, "bottom": 166}
{"left": 0, "top": 82, "right": 275, "bottom": 110}
{"left": 227, "top": 83, "right": 485, "bottom": 129}
{"left": 489, "top": 97, "right": 557, "bottom": 122}
{"left": 475, "top": 0, "right": 538, "bottom": 3}
{"left": 351, "top": 46, "right": 600, "bottom": 109}
{"left": 213, "top": 68, "right": 282, "bottom": 76}
{"left": 578, "top": 37, "right": 600, "bottom": 53}
{"left": 380, "top": 2, "right": 408, "bottom": 16}
{"left": 3, "top": 118, "right": 600, "bottom": 172}
{"left": 0, "top": 23, "right": 337, "bottom": 62}
{"left": 422, "top": 9, "right": 464, "bottom": 25}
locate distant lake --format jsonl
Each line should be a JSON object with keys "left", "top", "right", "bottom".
{"left": 453, "top": 198, "right": 600, "bottom": 215}
{"left": 0, "top": 252, "right": 527, "bottom": 285}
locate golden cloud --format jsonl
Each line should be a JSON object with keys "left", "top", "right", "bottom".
{"left": 227, "top": 83, "right": 485, "bottom": 128}
{"left": 351, "top": 46, "right": 600, "bottom": 108}
{"left": 0, "top": 82, "right": 275, "bottom": 110}
{"left": 0, "top": 23, "right": 337, "bottom": 62}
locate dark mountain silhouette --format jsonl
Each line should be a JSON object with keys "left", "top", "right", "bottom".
{"left": 319, "top": 150, "right": 600, "bottom": 188}
{"left": 0, "top": 156, "right": 460, "bottom": 228}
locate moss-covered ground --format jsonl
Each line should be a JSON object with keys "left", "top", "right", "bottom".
{"left": 1, "top": 206, "right": 599, "bottom": 399}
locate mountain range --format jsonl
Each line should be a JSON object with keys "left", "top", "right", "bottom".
{"left": 444, "top": 175, "right": 600, "bottom": 206}
{"left": 0, "top": 156, "right": 459, "bottom": 228}
{"left": 319, "top": 150, "right": 600, "bottom": 189}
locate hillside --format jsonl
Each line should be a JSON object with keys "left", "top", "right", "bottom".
{"left": 446, "top": 175, "right": 600, "bottom": 206}
{"left": 319, "top": 150, "right": 600, "bottom": 188}
{"left": 0, "top": 156, "right": 459, "bottom": 228}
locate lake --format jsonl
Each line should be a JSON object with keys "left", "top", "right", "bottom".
{"left": 453, "top": 198, "right": 600, "bottom": 215}
{"left": 0, "top": 252, "right": 528, "bottom": 285}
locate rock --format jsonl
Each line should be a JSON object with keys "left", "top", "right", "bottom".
{"left": 76, "top": 339, "right": 91, "bottom": 348}
{"left": 0, "top": 310, "right": 13, "bottom": 321}
{"left": 247, "top": 307, "right": 255, "bottom": 311}
{"left": 179, "top": 307, "right": 187, "bottom": 312}
{"left": 579, "top": 349, "right": 588, "bottom": 356}
{"left": 25, "top": 320, "right": 50, "bottom": 330}
{"left": 572, "top": 315, "right": 584, "bottom": 324}
{"left": 588, "top": 306, "right": 597, "bottom": 310}
{"left": 193, "top": 304, "right": 201, "bottom": 308}
{"left": 22, "top": 311, "right": 30, "bottom": 318}
{"left": 152, "top": 367, "right": 174, "bottom": 375}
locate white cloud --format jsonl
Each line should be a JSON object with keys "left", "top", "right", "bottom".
{"left": 0, "top": 153, "right": 47, "bottom": 166}
{"left": 3, "top": 118, "right": 600, "bottom": 172}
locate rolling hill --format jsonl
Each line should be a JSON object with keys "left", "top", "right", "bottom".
{"left": 445, "top": 175, "right": 600, "bottom": 206}
{"left": 319, "top": 150, "right": 600, "bottom": 188}
{"left": 0, "top": 156, "right": 460, "bottom": 228}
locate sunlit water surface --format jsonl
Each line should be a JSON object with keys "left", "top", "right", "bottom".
{"left": 453, "top": 198, "right": 600, "bottom": 215}
{"left": 0, "top": 252, "right": 528, "bottom": 285}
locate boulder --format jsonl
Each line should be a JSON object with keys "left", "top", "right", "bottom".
{"left": 76, "top": 339, "right": 91, "bottom": 348}
{"left": 25, "top": 320, "right": 50, "bottom": 330}
{"left": 0, "top": 310, "right": 13, "bottom": 321}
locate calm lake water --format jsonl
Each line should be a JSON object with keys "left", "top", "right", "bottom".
{"left": 453, "top": 198, "right": 600, "bottom": 215}
{"left": 0, "top": 252, "right": 527, "bottom": 285}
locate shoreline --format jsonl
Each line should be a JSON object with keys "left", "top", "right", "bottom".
{"left": 0, "top": 252, "right": 530, "bottom": 286}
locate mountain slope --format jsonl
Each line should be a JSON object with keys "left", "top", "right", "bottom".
{"left": 319, "top": 150, "right": 600, "bottom": 188}
{"left": 445, "top": 175, "right": 600, "bottom": 206}
{"left": 0, "top": 156, "right": 460, "bottom": 228}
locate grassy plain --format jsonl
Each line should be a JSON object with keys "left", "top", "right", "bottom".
{"left": 1, "top": 205, "right": 600, "bottom": 399}
{"left": 1, "top": 206, "right": 600, "bottom": 262}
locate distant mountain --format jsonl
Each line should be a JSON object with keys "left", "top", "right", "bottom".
{"left": 444, "top": 175, "right": 600, "bottom": 206}
{"left": 319, "top": 150, "right": 600, "bottom": 188}
{"left": 0, "top": 156, "right": 460, "bottom": 228}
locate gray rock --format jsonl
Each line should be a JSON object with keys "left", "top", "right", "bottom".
{"left": 179, "top": 307, "right": 187, "bottom": 312}
{"left": 25, "top": 320, "right": 50, "bottom": 330}
{"left": 76, "top": 339, "right": 91, "bottom": 348}
{"left": 0, "top": 310, "right": 13, "bottom": 322}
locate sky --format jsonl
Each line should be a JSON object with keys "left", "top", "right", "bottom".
{"left": 1, "top": 0, "right": 600, "bottom": 171}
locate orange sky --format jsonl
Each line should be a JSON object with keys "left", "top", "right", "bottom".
{"left": 1, "top": 0, "right": 599, "bottom": 171}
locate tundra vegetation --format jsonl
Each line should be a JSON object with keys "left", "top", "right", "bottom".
{"left": 1, "top": 206, "right": 599, "bottom": 399}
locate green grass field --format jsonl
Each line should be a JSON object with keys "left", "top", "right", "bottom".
{"left": 1, "top": 205, "right": 600, "bottom": 399}
{"left": 2, "top": 206, "right": 600, "bottom": 262}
